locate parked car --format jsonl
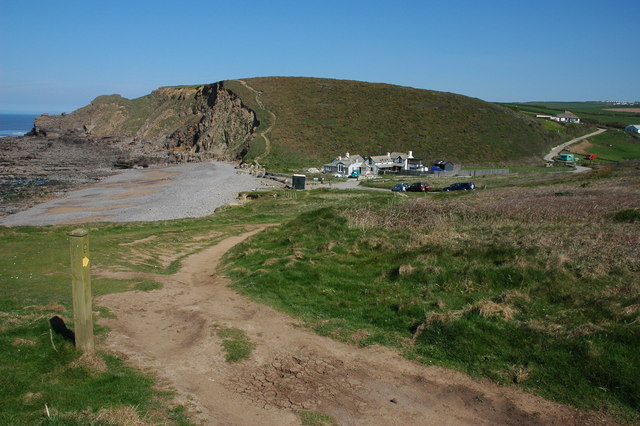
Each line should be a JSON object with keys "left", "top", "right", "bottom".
{"left": 442, "top": 182, "right": 475, "bottom": 191}
{"left": 407, "top": 182, "right": 430, "bottom": 192}
{"left": 391, "top": 183, "right": 408, "bottom": 192}
{"left": 584, "top": 154, "right": 596, "bottom": 160}
{"left": 349, "top": 170, "right": 360, "bottom": 178}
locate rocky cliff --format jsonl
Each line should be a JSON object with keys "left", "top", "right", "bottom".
{"left": 31, "top": 82, "right": 258, "bottom": 164}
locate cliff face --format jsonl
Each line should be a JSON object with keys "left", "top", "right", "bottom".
{"left": 31, "top": 83, "right": 258, "bottom": 163}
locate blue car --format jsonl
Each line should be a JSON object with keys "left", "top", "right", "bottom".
{"left": 391, "top": 183, "right": 408, "bottom": 192}
{"left": 443, "top": 182, "right": 475, "bottom": 191}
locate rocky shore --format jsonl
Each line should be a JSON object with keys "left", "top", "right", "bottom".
{"left": 0, "top": 134, "right": 223, "bottom": 219}
{"left": 1, "top": 135, "right": 127, "bottom": 217}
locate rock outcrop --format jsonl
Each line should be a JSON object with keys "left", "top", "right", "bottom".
{"left": 30, "top": 82, "right": 258, "bottom": 164}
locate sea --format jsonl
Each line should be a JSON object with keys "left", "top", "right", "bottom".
{"left": 0, "top": 113, "right": 39, "bottom": 137}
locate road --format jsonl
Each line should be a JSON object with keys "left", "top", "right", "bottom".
{"left": 543, "top": 128, "right": 607, "bottom": 162}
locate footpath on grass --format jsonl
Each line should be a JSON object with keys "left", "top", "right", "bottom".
{"left": 234, "top": 79, "right": 276, "bottom": 166}
{"left": 96, "top": 228, "right": 615, "bottom": 425}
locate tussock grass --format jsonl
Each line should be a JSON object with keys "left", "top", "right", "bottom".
{"left": 225, "top": 163, "right": 640, "bottom": 420}
{"left": 213, "top": 325, "right": 254, "bottom": 362}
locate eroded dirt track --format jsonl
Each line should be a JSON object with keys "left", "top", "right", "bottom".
{"left": 96, "top": 228, "right": 613, "bottom": 425}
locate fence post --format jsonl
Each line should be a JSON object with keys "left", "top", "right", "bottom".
{"left": 69, "top": 228, "right": 95, "bottom": 353}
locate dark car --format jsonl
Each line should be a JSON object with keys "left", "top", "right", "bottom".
{"left": 442, "top": 182, "right": 475, "bottom": 191}
{"left": 407, "top": 182, "right": 430, "bottom": 192}
{"left": 391, "top": 183, "right": 408, "bottom": 192}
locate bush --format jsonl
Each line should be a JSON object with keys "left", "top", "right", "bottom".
{"left": 613, "top": 209, "right": 640, "bottom": 223}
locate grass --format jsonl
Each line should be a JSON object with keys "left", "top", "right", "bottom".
{"left": 296, "top": 410, "right": 338, "bottom": 426}
{"left": 0, "top": 306, "right": 183, "bottom": 425}
{"left": 212, "top": 325, "right": 254, "bottom": 362}
{"left": 503, "top": 102, "right": 640, "bottom": 127}
{"left": 0, "top": 216, "right": 252, "bottom": 424}
{"left": 613, "top": 209, "right": 640, "bottom": 223}
{"left": 224, "top": 163, "right": 640, "bottom": 421}
{"left": 582, "top": 129, "right": 640, "bottom": 162}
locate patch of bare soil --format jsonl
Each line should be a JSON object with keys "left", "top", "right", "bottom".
{"left": 96, "top": 229, "right": 617, "bottom": 425}
{"left": 568, "top": 140, "right": 595, "bottom": 155}
{"left": 604, "top": 108, "right": 640, "bottom": 113}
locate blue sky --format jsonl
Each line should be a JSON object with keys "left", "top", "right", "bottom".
{"left": 1, "top": 0, "right": 638, "bottom": 114}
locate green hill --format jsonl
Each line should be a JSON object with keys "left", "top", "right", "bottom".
{"left": 224, "top": 77, "right": 584, "bottom": 170}
{"left": 31, "top": 77, "right": 590, "bottom": 170}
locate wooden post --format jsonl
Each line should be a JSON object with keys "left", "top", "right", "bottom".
{"left": 69, "top": 228, "right": 94, "bottom": 353}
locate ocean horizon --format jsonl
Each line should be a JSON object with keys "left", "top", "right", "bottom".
{"left": 0, "top": 113, "right": 39, "bottom": 137}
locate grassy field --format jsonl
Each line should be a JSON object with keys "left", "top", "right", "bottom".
{"left": 2, "top": 164, "right": 639, "bottom": 423}
{"left": 503, "top": 102, "right": 640, "bottom": 127}
{"left": 578, "top": 129, "right": 640, "bottom": 162}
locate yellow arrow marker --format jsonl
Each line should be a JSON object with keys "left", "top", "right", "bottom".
{"left": 82, "top": 257, "right": 90, "bottom": 267}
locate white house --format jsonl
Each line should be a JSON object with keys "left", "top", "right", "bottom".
{"left": 553, "top": 111, "right": 581, "bottom": 123}
{"left": 367, "top": 151, "right": 417, "bottom": 174}
{"left": 323, "top": 152, "right": 370, "bottom": 176}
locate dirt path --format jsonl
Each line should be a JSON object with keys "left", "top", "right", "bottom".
{"left": 96, "top": 228, "right": 613, "bottom": 425}
{"left": 234, "top": 80, "right": 275, "bottom": 165}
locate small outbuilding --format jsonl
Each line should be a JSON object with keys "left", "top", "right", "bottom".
{"left": 431, "top": 160, "right": 455, "bottom": 172}
{"left": 624, "top": 124, "right": 640, "bottom": 134}
{"left": 292, "top": 174, "right": 306, "bottom": 190}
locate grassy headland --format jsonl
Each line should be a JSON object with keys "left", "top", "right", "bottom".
{"left": 228, "top": 77, "right": 587, "bottom": 171}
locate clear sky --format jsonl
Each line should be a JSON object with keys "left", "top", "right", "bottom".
{"left": 1, "top": 0, "right": 638, "bottom": 114}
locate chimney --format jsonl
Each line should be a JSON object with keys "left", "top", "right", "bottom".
{"left": 345, "top": 152, "right": 350, "bottom": 158}
{"left": 338, "top": 155, "right": 342, "bottom": 161}
{"left": 408, "top": 150, "right": 413, "bottom": 158}
{"left": 387, "top": 152, "right": 391, "bottom": 157}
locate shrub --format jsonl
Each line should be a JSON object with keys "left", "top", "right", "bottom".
{"left": 613, "top": 209, "right": 640, "bottom": 223}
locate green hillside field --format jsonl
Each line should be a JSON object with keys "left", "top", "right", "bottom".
{"left": 225, "top": 77, "right": 587, "bottom": 171}
{"left": 503, "top": 101, "right": 640, "bottom": 127}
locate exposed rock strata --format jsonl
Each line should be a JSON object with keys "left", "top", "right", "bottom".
{"left": 2, "top": 82, "right": 259, "bottom": 217}
{"left": 30, "top": 82, "right": 258, "bottom": 164}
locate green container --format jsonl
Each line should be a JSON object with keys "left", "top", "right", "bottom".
{"left": 292, "top": 174, "right": 306, "bottom": 190}
{"left": 559, "top": 153, "right": 576, "bottom": 162}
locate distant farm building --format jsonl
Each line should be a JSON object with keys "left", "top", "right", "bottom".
{"left": 537, "top": 111, "right": 581, "bottom": 124}
{"left": 625, "top": 124, "right": 640, "bottom": 134}
{"left": 554, "top": 111, "right": 581, "bottom": 123}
